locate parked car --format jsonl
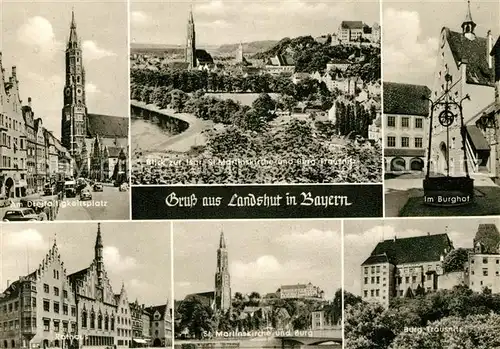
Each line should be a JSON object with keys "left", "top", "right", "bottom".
{"left": 44, "top": 184, "right": 57, "bottom": 196}
{"left": 93, "top": 183, "right": 103, "bottom": 192}
{"left": 3, "top": 208, "right": 39, "bottom": 221}
{"left": 0, "top": 196, "right": 12, "bottom": 208}
{"left": 80, "top": 189, "right": 92, "bottom": 201}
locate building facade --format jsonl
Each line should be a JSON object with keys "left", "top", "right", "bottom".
{"left": 144, "top": 305, "right": 172, "bottom": 347}
{"left": 115, "top": 285, "right": 132, "bottom": 347}
{"left": 0, "top": 56, "right": 28, "bottom": 198}
{"left": 279, "top": 283, "right": 324, "bottom": 299}
{"left": 214, "top": 232, "right": 231, "bottom": 313}
{"left": 429, "top": 2, "right": 496, "bottom": 176}
{"left": 383, "top": 82, "right": 431, "bottom": 173}
{"left": 361, "top": 234, "right": 453, "bottom": 308}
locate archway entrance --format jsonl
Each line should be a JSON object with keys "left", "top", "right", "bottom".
{"left": 390, "top": 157, "right": 406, "bottom": 172}
{"left": 4, "top": 177, "right": 14, "bottom": 198}
{"left": 153, "top": 338, "right": 161, "bottom": 347}
{"left": 410, "top": 158, "right": 424, "bottom": 171}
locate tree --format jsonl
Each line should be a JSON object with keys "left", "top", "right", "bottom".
{"left": 170, "top": 89, "right": 189, "bottom": 112}
{"left": 176, "top": 298, "right": 215, "bottom": 339}
{"left": 442, "top": 248, "right": 469, "bottom": 273}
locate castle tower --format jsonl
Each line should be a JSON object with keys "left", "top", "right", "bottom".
{"left": 95, "top": 223, "right": 104, "bottom": 287}
{"left": 461, "top": 0, "right": 476, "bottom": 40}
{"left": 62, "top": 10, "right": 88, "bottom": 156}
{"left": 186, "top": 7, "right": 196, "bottom": 69}
{"left": 215, "top": 232, "right": 231, "bottom": 312}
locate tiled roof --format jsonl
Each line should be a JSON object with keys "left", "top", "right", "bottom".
{"left": 108, "top": 147, "right": 125, "bottom": 158}
{"left": 466, "top": 125, "right": 489, "bottom": 151}
{"left": 362, "top": 253, "right": 389, "bottom": 266}
{"left": 341, "top": 21, "right": 364, "bottom": 29}
{"left": 184, "top": 292, "right": 214, "bottom": 308}
{"left": 473, "top": 224, "right": 500, "bottom": 254}
{"left": 68, "top": 267, "right": 90, "bottom": 283}
{"left": 195, "top": 49, "right": 214, "bottom": 64}
{"left": 145, "top": 304, "right": 168, "bottom": 320}
{"left": 367, "top": 233, "right": 453, "bottom": 265}
{"left": 383, "top": 82, "right": 431, "bottom": 116}
{"left": 445, "top": 28, "right": 494, "bottom": 86}
{"left": 87, "top": 113, "right": 128, "bottom": 139}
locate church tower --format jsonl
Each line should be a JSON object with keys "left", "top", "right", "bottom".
{"left": 236, "top": 42, "right": 244, "bottom": 63}
{"left": 461, "top": 0, "right": 476, "bottom": 40}
{"left": 215, "top": 232, "right": 231, "bottom": 312}
{"left": 62, "top": 10, "right": 87, "bottom": 156}
{"left": 186, "top": 7, "right": 196, "bottom": 69}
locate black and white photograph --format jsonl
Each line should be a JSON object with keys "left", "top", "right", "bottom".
{"left": 0, "top": 221, "right": 173, "bottom": 349}
{"left": 0, "top": 0, "right": 130, "bottom": 221}
{"left": 130, "top": 0, "right": 382, "bottom": 185}
{"left": 383, "top": 0, "right": 500, "bottom": 217}
{"left": 344, "top": 217, "right": 500, "bottom": 349}
{"left": 173, "top": 220, "right": 342, "bottom": 348}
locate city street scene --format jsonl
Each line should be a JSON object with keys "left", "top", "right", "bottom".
{"left": 173, "top": 220, "right": 341, "bottom": 348}
{"left": 0, "top": 222, "right": 172, "bottom": 349}
{"left": 344, "top": 217, "right": 500, "bottom": 349}
{"left": 130, "top": 0, "right": 382, "bottom": 184}
{"left": 0, "top": 1, "right": 130, "bottom": 221}
{"left": 383, "top": 0, "right": 500, "bottom": 217}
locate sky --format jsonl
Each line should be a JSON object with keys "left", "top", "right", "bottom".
{"left": 384, "top": 0, "right": 500, "bottom": 87}
{"left": 1, "top": 0, "right": 129, "bottom": 139}
{"left": 343, "top": 217, "right": 500, "bottom": 297}
{"left": 131, "top": 0, "right": 381, "bottom": 46}
{"left": 173, "top": 220, "right": 341, "bottom": 300}
{"left": 0, "top": 221, "right": 172, "bottom": 307}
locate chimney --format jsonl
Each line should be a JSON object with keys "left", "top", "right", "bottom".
{"left": 487, "top": 30, "right": 493, "bottom": 69}
{"left": 12, "top": 66, "right": 16, "bottom": 79}
{"left": 28, "top": 97, "right": 32, "bottom": 107}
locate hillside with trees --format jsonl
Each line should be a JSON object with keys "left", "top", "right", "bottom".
{"left": 344, "top": 287, "right": 500, "bottom": 349}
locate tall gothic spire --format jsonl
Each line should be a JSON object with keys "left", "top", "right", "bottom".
{"left": 461, "top": 0, "right": 476, "bottom": 39}
{"left": 219, "top": 231, "right": 226, "bottom": 249}
{"left": 95, "top": 223, "right": 103, "bottom": 248}
{"left": 68, "top": 10, "right": 78, "bottom": 45}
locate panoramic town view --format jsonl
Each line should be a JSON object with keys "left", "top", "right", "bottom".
{"left": 0, "top": 222, "right": 172, "bottom": 349}
{"left": 344, "top": 217, "right": 500, "bottom": 348}
{"left": 130, "top": 1, "right": 382, "bottom": 184}
{"left": 0, "top": 1, "right": 130, "bottom": 221}
{"left": 173, "top": 221, "right": 341, "bottom": 348}
{"left": 383, "top": 0, "right": 500, "bottom": 217}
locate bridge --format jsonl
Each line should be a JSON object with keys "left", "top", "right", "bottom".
{"left": 276, "top": 328, "right": 342, "bottom": 345}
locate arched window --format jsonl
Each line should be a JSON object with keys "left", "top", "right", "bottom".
{"left": 105, "top": 315, "right": 109, "bottom": 330}
{"left": 82, "top": 310, "right": 87, "bottom": 328}
{"left": 410, "top": 158, "right": 424, "bottom": 171}
{"left": 10, "top": 341, "right": 14, "bottom": 349}
{"left": 98, "top": 313, "right": 103, "bottom": 329}
{"left": 90, "top": 312, "right": 95, "bottom": 329}
{"left": 111, "top": 316, "right": 115, "bottom": 331}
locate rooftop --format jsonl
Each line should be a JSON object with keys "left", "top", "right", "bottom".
{"left": 383, "top": 82, "right": 431, "bottom": 116}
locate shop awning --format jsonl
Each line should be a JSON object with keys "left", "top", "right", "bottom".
{"left": 133, "top": 339, "right": 148, "bottom": 344}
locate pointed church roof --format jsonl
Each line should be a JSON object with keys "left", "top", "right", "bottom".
{"left": 95, "top": 223, "right": 103, "bottom": 248}
{"left": 219, "top": 231, "right": 226, "bottom": 248}
{"left": 463, "top": 0, "right": 474, "bottom": 24}
{"left": 68, "top": 10, "right": 78, "bottom": 45}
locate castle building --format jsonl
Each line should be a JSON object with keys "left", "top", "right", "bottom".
{"left": 279, "top": 283, "right": 324, "bottom": 299}
{"left": 467, "top": 224, "right": 500, "bottom": 293}
{"left": 429, "top": 1, "right": 497, "bottom": 176}
{"left": 361, "top": 234, "right": 454, "bottom": 308}
{"left": 215, "top": 232, "right": 231, "bottom": 313}
{"left": 383, "top": 82, "right": 431, "bottom": 173}
{"left": 61, "top": 11, "right": 128, "bottom": 181}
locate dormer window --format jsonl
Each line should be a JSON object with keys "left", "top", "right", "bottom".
{"left": 154, "top": 311, "right": 161, "bottom": 320}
